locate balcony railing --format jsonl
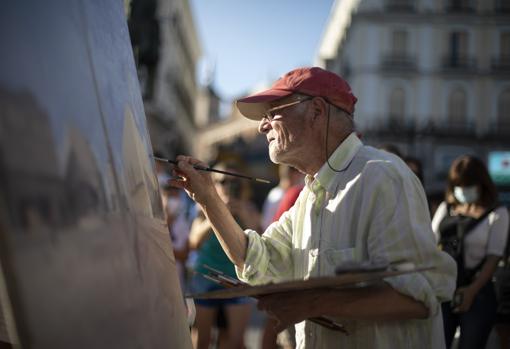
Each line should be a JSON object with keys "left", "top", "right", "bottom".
{"left": 363, "top": 118, "right": 479, "bottom": 138}
{"left": 441, "top": 56, "right": 477, "bottom": 72}
{"left": 488, "top": 123, "right": 510, "bottom": 138}
{"left": 443, "top": 121, "right": 476, "bottom": 134}
{"left": 381, "top": 54, "right": 417, "bottom": 71}
{"left": 384, "top": 0, "right": 415, "bottom": 12}
{"left": 363, "top": 117, "right": 416, "bottom": 137}
{"left": 362, "top": 118, "right": 510, "bottom": 144}
{"left": 445, "top": 1, "right": 475, "bottom": 13}
{"left": 415, "top": 121, "right": 477, "bottom": 137}
{"left": 491, "top": 56, "right": 510, "bottom": 72}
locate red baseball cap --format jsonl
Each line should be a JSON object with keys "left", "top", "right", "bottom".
{"left": 236, "top": 67, "right": 357, "bottom": 120}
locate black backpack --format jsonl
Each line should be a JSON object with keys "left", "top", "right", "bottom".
{"left": 438, "top": 204, "right": 500, "bottom": 287}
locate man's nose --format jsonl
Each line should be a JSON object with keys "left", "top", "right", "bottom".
{"left": 258, "top": 118, "right": 271, "bottom": 133}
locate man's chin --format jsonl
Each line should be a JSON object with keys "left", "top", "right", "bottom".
{"left": 269, "top": 151, "right": 288, "bottom": 165}
{"left": 269, "top": 150, "right": 280, "bottom": 164}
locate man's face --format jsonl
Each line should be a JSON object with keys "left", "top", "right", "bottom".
{"left": 258, "top": 95, "right": 313, "bottom": 165}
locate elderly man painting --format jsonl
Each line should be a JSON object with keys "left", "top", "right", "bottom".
{"left": 171, "top": 67, "right": 455, "bottom": 348}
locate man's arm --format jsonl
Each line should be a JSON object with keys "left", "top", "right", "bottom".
{"left": 258, "top": 283, "right": 428, "bottom": 332}
{"left": 169, "top": 156, "right": 248, "bottom": 267}
{"left": 201, "top": 192, "right": 248, "bottom": 266}
{"left": 255, "top": 160, "right": 453, "bottom": 332}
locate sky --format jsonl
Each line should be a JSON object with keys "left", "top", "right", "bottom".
{"left": 189, "top": 0, "right": 335, "bottom": 103}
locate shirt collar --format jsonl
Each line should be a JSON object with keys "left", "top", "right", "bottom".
{"left": 305, "top": 132, "right": 363, "bottom": 194}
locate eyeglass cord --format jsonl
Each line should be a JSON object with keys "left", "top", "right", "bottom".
{"left": 325, "top": 104, "right": 354, "bottom": 173}
{"left": 325, "top": 104, "right": 343, "bottom": 172}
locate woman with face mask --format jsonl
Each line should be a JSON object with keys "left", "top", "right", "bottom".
{"left": 431, "top": 155, "right": 509, "bottom": 349}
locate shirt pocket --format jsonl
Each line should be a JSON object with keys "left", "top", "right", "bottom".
{"left": 321, "top": 247, "right": 357, "bottom": 274}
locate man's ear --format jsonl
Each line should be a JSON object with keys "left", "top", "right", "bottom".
{"left": 311, "top": 97, "right": 328, "bottom": 121}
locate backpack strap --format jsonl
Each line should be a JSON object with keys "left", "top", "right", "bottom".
{"left": 456, "top": 204, "right": 503, "bottom": 286}
{"left": 502, "top": 209, "right": 510, "bottom": 269}
{"left": 464, "top": 204, "right": 501, "bottom": 233}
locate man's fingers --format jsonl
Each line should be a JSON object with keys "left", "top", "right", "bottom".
{"left": 176, "top": 155, "right": 208, "bottom": 168}
{"left": 176, "top": 159, "right": 193, "bottom": 173}
{"left": 168, "top": 178, "right": 186, "bottom": 189}
{"left": 175, "top": 161, "right": 201, "bottom": 184}
{"left": 176, "top": 158, "right": 207, "bottom": 182}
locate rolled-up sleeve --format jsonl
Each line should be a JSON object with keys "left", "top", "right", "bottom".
{"left": 235, "top": 207, "right": 296, "bottom": 285}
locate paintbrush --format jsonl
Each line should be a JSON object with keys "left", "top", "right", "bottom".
{"left": 153, "top": 156, "right": 271, "bottom": 184}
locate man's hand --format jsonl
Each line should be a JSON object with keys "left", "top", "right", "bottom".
{"left": 169, "top": 155, "right": 249, "bottom": 267}
{"left": 257, "top": 289, "right": 322, "bottom": 332}
{"left": 169, "top": 155, "right": 218, "bottom": 206}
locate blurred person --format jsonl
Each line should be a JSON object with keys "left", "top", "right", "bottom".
{"left": 171, "top": 67, "right": 455, "bottom": 348}
{"left": 262, "top": 168, "right": 304, "bottom": 349}
{"left": 404, "top": 156, "right": 424, "bottom": 184}
{"left": 156, "top": 153, "right": 193, "bottom": 290}
{"left": 272, "top": 168, "right": 304, "bottom": 222}
{"left": 154, "top": 151, "right": 171, "bottom": 186}
{"left": 431, "top": 155, "right": 509, "bottom": 349}
{"left": 161, "top": 185, "right": 191, "bottom": 289}
{"left": 379, "top": 143, "right": 402, "bottom": 158}
{"left": 261, "top": 165, "right": 291, "bottom": 230}
{"left": 188, "top": 162, "right": 259, "bottom": 349}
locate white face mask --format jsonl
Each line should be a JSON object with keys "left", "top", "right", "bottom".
{"left": 453, "top": 186, "right": 479, "bottom": 204}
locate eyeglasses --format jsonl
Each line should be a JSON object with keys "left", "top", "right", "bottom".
{"left": 262, "top": 97, "right": 313, "bottom": 122}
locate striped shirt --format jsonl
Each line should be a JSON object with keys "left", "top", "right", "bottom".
{"left": 236, "top": 133, "right": 456, "bottom": 349}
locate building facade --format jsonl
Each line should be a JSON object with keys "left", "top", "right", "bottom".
{"left": 128, "top": 0, "right": 201, "bottom": 158}
{"left": 317, "top": 0, "right": 510, "bottom": 199}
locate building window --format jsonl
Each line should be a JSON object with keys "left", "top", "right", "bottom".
{"left": 392, "top": 30, "right": 408, "bottom": 57}
{"left": 128, "top": 0, "right": 160, "bottom": 100}
{"left": 491, "top": 32, "right": 510, "bottom": 71}
{"left": 498, "top": 89, "right": 510, "bottom": 129}
{"left": 448, "top": 88, "right": 467, "bottom": 127}
{"left": 382, "top": 30, "right": 414, "bottom": 70}
{"left": 389, "top": 88, "right": 405, "bottom": 123}
{"left": 451, "top": 31, "right": 468, "bottom": 61}
{"left": 444, "top": 31, "right": 474, "bottom": 69}
{"left": 501, "top": 32, "right": 510, "bottom": 59}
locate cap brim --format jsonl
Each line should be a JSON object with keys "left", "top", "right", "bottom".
{"left": 236, "top": 89, "right": 292, "bottom": 120}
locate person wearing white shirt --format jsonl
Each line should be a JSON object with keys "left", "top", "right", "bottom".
{"left": 170, "top": 67, "right": 456, "bottom": 348}
{"left": 431, "top": 155, "right": 509, "bottom": 349}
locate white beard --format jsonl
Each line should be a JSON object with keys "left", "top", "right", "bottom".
{"left": 268, "top": 141, "right": 281, "bottom": 164}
